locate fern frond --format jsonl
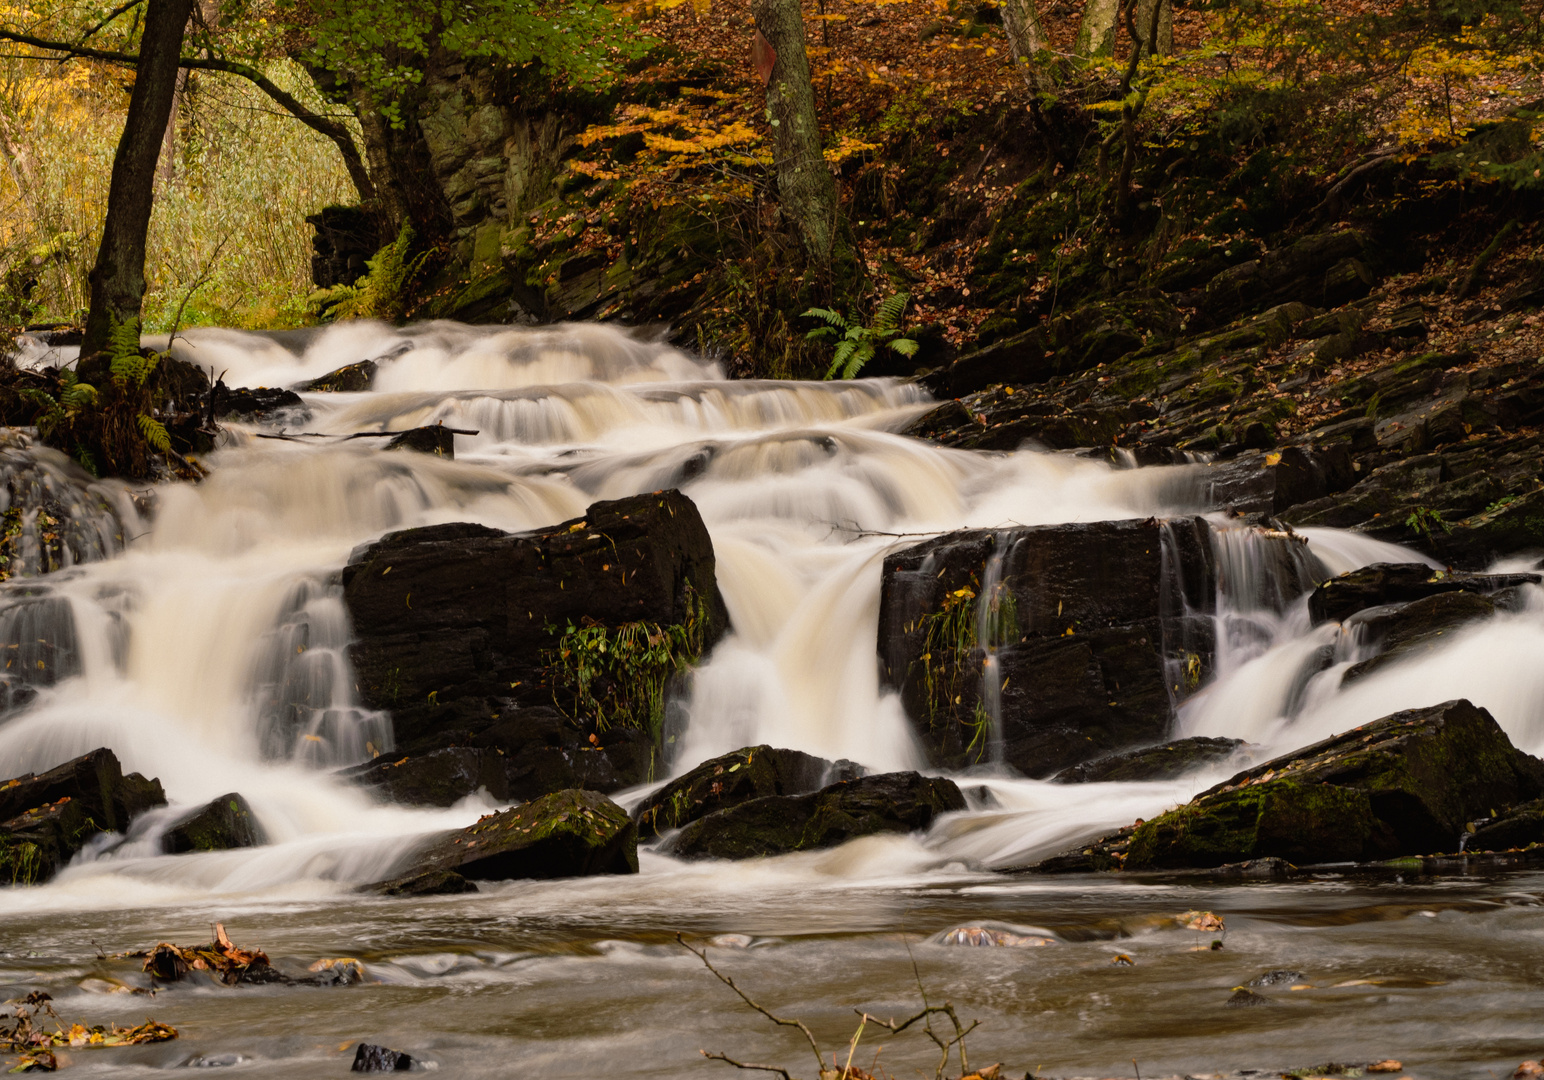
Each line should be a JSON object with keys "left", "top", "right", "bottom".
{"left": 802, "top": 306, "right": 849, "bottom": 330}
{"left": 60, "top": 381, "right": 99, "bottom": 411}
{"left": 839, "top": 341, "right": 875, "bottom": 380}
{"left": 874, "top": 291, "right": 910, "bottom": 332}
{"left": 888, "top": 337, "right": 920, "bottom": 357}
{"left": 136, "top": 414, "right": 172, "bottom": 454}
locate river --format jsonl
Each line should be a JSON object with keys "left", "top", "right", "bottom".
{"left": 1, "top": 321, "right": 1540, "bottom": 1077}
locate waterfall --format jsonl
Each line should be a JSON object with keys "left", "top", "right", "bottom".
{"left": 0, "top": 317, "right": 1536, "bottom": 903}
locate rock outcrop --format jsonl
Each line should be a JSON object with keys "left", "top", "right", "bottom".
{"left": 0, "top": 748, "right": 166, "bottom": 883}
{"left": 1029, "top": 700, "right": 1544, "bottom": 872}
{"left": 661, "top": 772, "right": 965, "bottom": 860}
{"left": 369, "top": 788, "right": 637, "bottom": 894}
{"left": 876, "top": 517, "right": 1301, "bottom": 776}
{"left": 343, "top": 490, "right": 728, "bottom": 794}
{"left": 633, "top": 745, "right": 863, "bottom": 840}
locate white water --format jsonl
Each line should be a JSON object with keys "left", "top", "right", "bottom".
{"left": 1, "top": 318, "right": 1541, "bottom": 912}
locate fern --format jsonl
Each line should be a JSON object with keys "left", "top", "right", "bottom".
{"left": 136, "top": 414, "right": 172, "bottom": 454}
{"left": 802, "top": 291, "right": 918, "bottom": 380}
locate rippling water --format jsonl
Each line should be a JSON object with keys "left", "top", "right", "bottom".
{"left": 1, "top": 320, "right": 1540, "bottom": 1075}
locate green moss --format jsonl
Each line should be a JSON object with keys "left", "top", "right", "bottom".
{"left": 0, "top": 837, "right": 43, "bottom": 884}
{"left": 1125, "top": 780, "right": 1373, "bottom": 869}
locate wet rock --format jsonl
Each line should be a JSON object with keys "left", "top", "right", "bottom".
{"left": 342, "top": 747, "right": 510, "bottom": 807}
{"left": 1225, "top": 987, "right": 1273, "bottom": 1007}
{"left": 164, "top": 793, "right": 265, "bottom": 854}
{"left": 209, "top": 384, "right": 306, "bottom": 422}
{"left": 377, "top": 869, "right": 479, "bottom": 896}
{"left": 633, "top": 745, "right": 863, "bottom": 840}
{"left": 298, "top": 359, "right": 377, "bottom": 393}
{"left": 878, "top": 516, "right": 1238, "bottom": 776}
{"left": 343, "top": 490, "right": 729, "bottom": 788}
{"left": 1308, "top": 563, "right": 1538, "bottom": 624}
{"left": 0, "top": 748, "right": 165, "bottom": 883}
{"left": 385, "top": 425, "right": 455, "bottom": 458}
{"left": 1122, "top": 699, "right": 1544, "bottom": 869}
{"left": 1340, "top": 590, "right": 1497, "bottom": 683}
{"left": 351, "top": 1043, "right": 414, "bottom": 1073}
{"left": 1468, "top": 796, "right": 1544, "bottom": 851}
{"left": 935, "top": 925, "right": 1055, "bottom": 947}
{"left": 661, "top": 771, "right": 965, "bottom": 860}
{"left": 367, "top": 788, "right": 637, "bottom": 891}
{"left": 469, "top": 706, "right": 655, "bottom": 803}
{"left": 919, "top": 328, "right": 1052, "bottom": 399}
{"left": 1051, "top": 737, "right": 1246, "bottom": 784}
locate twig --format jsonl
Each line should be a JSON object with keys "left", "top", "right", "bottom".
{"left": 677, "top": 935, "right": 826, "bottom": 1075}
{"left": 166, "top": 234, "right": 231, "bottom": 354}
{"left": 857, "top": 1006, "right": 978, "bottom": 1080}
{"left": 701, "top": 1051, "right": 792, "bottom": 1080}
{"left": 1455, "top": 218, "right": 1519, "bottom": 301}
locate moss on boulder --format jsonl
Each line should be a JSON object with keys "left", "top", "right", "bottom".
{"left": 633, "top": 744, "right": 861, "bottom": 840}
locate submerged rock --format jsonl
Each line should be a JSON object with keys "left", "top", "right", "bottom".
{"left": 633, "top": 745, "right": 863, "bottom": 840}
{"left": 1051, "top": 737, "right": 1246, "bottom": 784}
{"left": 352, "top": 1043, "right": 414, "bottom": 1072}
{"left": 164, "top": 793, "right": 265, "bottom": 853}
{"left": 368, "top": 789, "right": 637, "bottom": 893}
{"left": 343, "top": 490, "right": 728, "bottom": 793}
{"left": 661, "top": 772, "right": 965, "bottom": 860}
{"left": 1120, "top": 699, "right": 1544, "bottom": 870}
{"left": 0, "top": 748, "right": 165, "bottom": 883}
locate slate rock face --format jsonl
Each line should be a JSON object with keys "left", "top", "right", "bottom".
{"left": 368, "top": 788, "right": 638, "bottom": 894}
{"left": 661, "top": 772, "right": 965, "bottom": 860}
{"left": 1121, "top": 699, "right": 1544, "bottom": 869}
{"left": 342, "top": 490, "right": 728, "bottom": 793}
{"left": 633, "top": 745, "right": 862, "bottom": 840}
{"left": 1308, "top": 562, "right": 1538, "bottom": 624}
{"left": 0, "top": 748, "right": 166, "bottom": 883}
{"left": 877, "top": 517, "right": 1288, "bottom": 777}
{"left": 164, "top": 793, "right": 265, "bottom": 853}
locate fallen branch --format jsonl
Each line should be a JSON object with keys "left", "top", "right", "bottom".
{"left": 677, "top": 934, "right": 826, "bottom": 1076}
{"left": 701, "top": 1050, "right": 795, "bottom": 1080}
{"left": 1455, "top": 218, "right": 1519, "bottom": 301}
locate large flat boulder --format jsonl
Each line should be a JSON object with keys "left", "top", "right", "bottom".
{"left": 660, "top": 772, "right": 965, "bottom": 860}
{"left": 878, "top": 517, "right": 1307, "bottom": 777}
{"left": 1120, "top": 699, "right": 1544, "bottom": 869}
{"left": 634, "top": 745, "right": 862, "bottom": 840}
{"left": 0, "top": 748, "right": 166, "bottom": 883}
{"left": 368, "top": 788, "right": 637, "bottom": 894}
{"left": 342, "top": 490, "right": 728, "bottom": 792}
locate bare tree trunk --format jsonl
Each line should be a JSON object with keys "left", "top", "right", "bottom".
{"left": 1076, "top": 0, "right": 1120, "bottom": 57}
{"left": 1135, "top": 0, "right": 1172, "bottom": 55}
{"left": 80, "top": 0, "right": 195, "bottom": 360}
{"left": 999, "top": 0, "right": 1053, "bottom": 90}
{"left": 750, "top": 0, "right": 839, "bottom": 265}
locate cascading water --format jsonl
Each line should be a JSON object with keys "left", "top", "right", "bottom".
{"left": 1, "top": 320, "right": 1541, "bottom": 1077}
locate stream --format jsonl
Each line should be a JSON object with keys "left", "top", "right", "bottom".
{"left": 1, "top": 321, "right": 1541, "bottom": 1077}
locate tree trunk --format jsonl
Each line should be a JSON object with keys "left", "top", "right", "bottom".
{"left": 999, "top": 0, "right": 1053, "bottom": 90}
{"left": 1135, "top": 0, "right": 1172, "bottom": 55}
{"left": 1075, "top": 0, "right": 1119, "bottom": 57}
{"left": 80, "top": 0, "right": 195, "bottom": 359}
{"left": 750, "top": 0, "right": 839, "bottom": 265}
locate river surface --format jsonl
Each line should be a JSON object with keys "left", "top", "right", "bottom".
{"left": 2, "top": 322, "right": 1542, "bottom": 1077}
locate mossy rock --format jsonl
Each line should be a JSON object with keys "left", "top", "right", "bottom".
{"left": 165, "top": 793, "right": 266, "bottom": 854}
{"left": 1122, "top": 699, "right": 1544, "bottom": 869}
{"left": 1052, "top": 736, "right": 1246, "bottom": 784}
{"left": 633, "top": 745, "right": 859, "bottom": 840}
{"left": 298, "top": 360, "right": 377, "bottom": 393}
{"left": 368, "top": 789, "right": 637, "bottom": 891}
